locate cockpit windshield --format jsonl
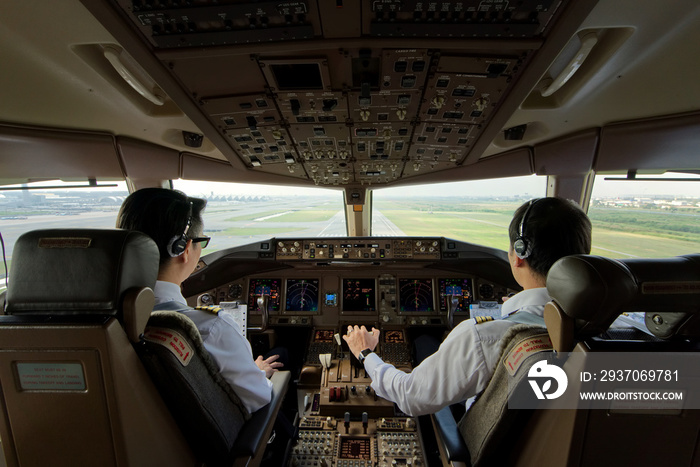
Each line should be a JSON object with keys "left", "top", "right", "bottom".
{"left": 371, "top": 175, "right": 546, "bottom": 250}
{"left": 174, "top": 180, "right": 347, "bottom": 252}
{"left": 2, "top": 173, "right": 696, "bottom": 289}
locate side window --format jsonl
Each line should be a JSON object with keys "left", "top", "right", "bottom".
{"left": 0, "top": 181, "right": 129, "bottom": 289}
{"left": 588, "top": 173, "right": 700, "bottom": 258}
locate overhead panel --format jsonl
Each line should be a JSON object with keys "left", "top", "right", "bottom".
{"left": 99, "top": 0, "right": 576, "bottom": 187}
{"left": 293, "top": 122, "right": 353, "bottom": 186}
{"left": 345, "top": 49, "right": 430, "bottom": 186}
{"left": 406, "top": 55, "right": 519, "bottom": 178}
{"left": 347, "top": 49, "right": 430, "bottom": 125}
{"left": 365, "top": 0, "right": 563, "bottom": 38}
{"left": 118, "top": 0, "right": 321, "bottom": 47}
{"left": 203, "top": 94, "right": 280, "bottom": 131}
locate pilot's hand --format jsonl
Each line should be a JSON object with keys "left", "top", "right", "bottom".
{"left": 502, "top": 292, "right": 516, "bottom": 302}
{"left": 255, "top": 354, "right": 283, "bottom": 378}
{"left": 342, "top": 325, "right": 380, "bottom": 361}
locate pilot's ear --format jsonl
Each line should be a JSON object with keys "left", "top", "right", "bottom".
{"left": 174, "top": 239, "right": 194, "bottom": 263}
{"left": 513, "top": 255, "right": 526, "bottom": 267}
{"left": 509, "top": 249, "right": 526, "bottom": 269}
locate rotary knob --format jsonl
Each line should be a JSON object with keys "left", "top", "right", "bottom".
{"left": 198, "top": 293, "right": 213, "bottom": 305}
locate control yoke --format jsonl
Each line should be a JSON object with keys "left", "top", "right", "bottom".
{"left": 447, "top": 294, "right": 459, "bottom": 329}
{"left": 252, "top": 295, "right": 270, "bottom": 332}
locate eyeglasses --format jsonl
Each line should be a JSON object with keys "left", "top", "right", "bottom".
{"left": 190, "top": 236, "right": 210, "bottom": 249}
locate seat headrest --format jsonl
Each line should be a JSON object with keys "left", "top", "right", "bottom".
{"left": 547, "top": 254, "right": 700, "bottom": 338}
{"left": 5, "top": 229, "right": 159, "bottom": 316}
{"left": 546, "top": 255, "right": 638, "bottom": 335}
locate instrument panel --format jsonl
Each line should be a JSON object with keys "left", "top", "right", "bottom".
{"left": 192, "top": 236, "right": 514, "bottom": 327}
{"left": 207, "top": 273, "right": 508, "bottom": 328}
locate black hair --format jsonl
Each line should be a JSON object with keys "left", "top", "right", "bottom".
{"left": 508, "top": 197, "right": 592, "bottom": 278}
{"left": 116, "top": 188, "right": 207, "bottom": 264}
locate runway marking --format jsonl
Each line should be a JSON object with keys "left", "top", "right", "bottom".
{"left": 253, "top": 211, "right": 295, "bottom": 221}
{"left": 318, "top": 211, "right": 345, "bottom": 236}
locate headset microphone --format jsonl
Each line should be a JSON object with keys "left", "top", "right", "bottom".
{"left": 167, "top": 202, "right": 193, "bottom": 257}
{"left": 513, "top": 199, "right": 539, "bottom": 259}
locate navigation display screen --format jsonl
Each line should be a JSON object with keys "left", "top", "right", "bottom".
{"left": 247, "top": 278, "right": 281, "bottom": 311}
{"left": 398, "top": 278, "right": 434, "bottom": 312}
{"left": 342, "top": 278, "right": 376, "bottom": 312}
{"left": 285, "top": 279, "right": 319, "bottom": 312}
{"left": 438, "top": 278, "right": 473, "bottom": 312}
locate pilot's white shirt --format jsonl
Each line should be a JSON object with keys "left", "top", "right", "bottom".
{"left": 152, "top": 280, "right": 273, "bottom": 413}
{"left": 363, "top": 287, "right": 551, "bottom": 416}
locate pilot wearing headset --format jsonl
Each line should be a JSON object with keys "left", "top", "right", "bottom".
{"left": 344, "top": 197, "right": 592, "bottom": 416}
{"left": 117, "top": 188, "right": 282, "bottom": 414}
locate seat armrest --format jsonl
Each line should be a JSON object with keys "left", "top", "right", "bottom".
{"left": 232, "top": 371, "right": 291, "bottom": 456}
{"left": 432, "top": 406, "right": 470, "bottom": 462}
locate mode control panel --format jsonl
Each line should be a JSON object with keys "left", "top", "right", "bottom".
{"left": 275, "top": 237, "right": 442, "bottom": 261}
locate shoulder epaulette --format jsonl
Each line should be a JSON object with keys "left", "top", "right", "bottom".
{"left": 474, "top": 316, "right": 495, "bottom": 324}
{"left": 195, "top": 305, "right": 222, "bottom": 315}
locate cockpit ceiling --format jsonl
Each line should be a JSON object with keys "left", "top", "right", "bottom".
{"left": 81, "top": 0, "right": 598, "bottom": 188}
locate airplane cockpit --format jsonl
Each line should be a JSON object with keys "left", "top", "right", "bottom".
{"left": 1, "top": 0, "right": 699, "bottom": 465}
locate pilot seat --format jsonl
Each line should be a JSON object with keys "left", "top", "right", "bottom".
{"left": 432, "top": 253, "right": 700, "bottom": 467}
{"left": 0, "top": 229, "right": 289, "bottom": 467}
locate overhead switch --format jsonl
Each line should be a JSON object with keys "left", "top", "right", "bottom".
{"left": 322, "top": 99, "right": 338, "bottom": 111}
{"left": 290, "top": 99, "right": 301, "bottom": 116}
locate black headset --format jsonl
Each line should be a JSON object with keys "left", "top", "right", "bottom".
{"left": 166, "top": 201, "right": 192, "bottom": 257}
{"left": 513, "top": 198, "right": 540, "bottom": 259}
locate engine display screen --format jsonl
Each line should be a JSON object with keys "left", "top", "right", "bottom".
{"left": 438, "top": 278, "right": 473, "bottom": 312}
{"left": 398, "top": 278, "right": 434, "bottom": 312}
{"left": 384, "top": 330, "right": 405, "bottom": 343}
{"left": 342, "top": 279, "right": 376, "bottom": 312}
{"left": 339, "top": 437, "right": 371, "bottom": 460}
{"left": 314, "top": 329, "right": 335, "bottom": 342}
{"left": 247, "top": 278, "right": 281, "bottom": 311}
{"left": 285, "top": 279, "right": 319, "bottom": 312}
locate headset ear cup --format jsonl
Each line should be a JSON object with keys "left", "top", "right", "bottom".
{"left": 167, "top": 235, "right": 187, "bottom": 257}
{"left": 513, "top": 237, "right": 529, "bottom": 259}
